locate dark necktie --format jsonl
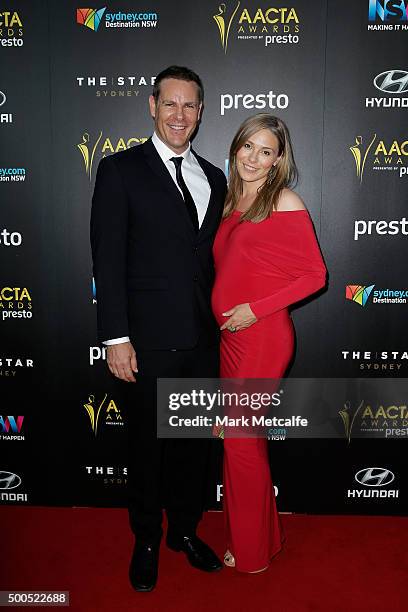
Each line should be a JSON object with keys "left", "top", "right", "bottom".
{"left": 170, "top": 156, "right": 199, "bottom": 233}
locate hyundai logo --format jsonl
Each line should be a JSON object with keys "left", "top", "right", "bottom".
{"left": 355, "top": 467, "right": 394, "bottom": 487}
{"left": 373, "top": 70, "right": 408, "bottom": 94}
{"left": 0, "top": 470, "right": 21, "bottom": 490}
{"left": 0, "top": 91, "right": 6, "bottom": 107}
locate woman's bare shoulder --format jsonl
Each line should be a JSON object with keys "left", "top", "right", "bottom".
{"left": 276, "top": 188, "right": 307, "bottom": 211}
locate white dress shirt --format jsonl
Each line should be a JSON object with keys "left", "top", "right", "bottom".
{"left": 104, "top": 132, "right": 211, "bottom": 346}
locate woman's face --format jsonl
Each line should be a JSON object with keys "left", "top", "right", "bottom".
{"left": 235, "top": 128, "right": 281, "bottom": 189}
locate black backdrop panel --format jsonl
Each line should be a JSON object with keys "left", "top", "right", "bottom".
{"left": 1, "top": 0, "right": 407, "bottom": 514}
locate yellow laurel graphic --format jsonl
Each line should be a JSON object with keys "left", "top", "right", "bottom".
{"left": 350, "top": 134, "right": 377, "bottom": 183}
{"left": 83, "top": 393, "right": 107, "bottom": 436}
{"left": 213, "top": 1, "right": 241, "bottom": 53}
{"left": 339, "top": 400, "right": 364, "bottom": 443}
{"left": 77, "top": 131, "right": 103, "bottom": 181}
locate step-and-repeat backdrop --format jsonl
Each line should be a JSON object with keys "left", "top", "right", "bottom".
{"left": 1, "top": 0, "right": 407, "bottom": 514}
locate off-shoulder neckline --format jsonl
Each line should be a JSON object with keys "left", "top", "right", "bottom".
{"left": 232, "top": 209, "right": 308, "bottom": 215}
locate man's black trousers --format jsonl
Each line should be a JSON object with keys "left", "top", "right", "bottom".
{"left": 118, "top": 342, "right": 219, "bottom": 544}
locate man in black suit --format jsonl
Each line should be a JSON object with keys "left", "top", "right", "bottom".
{"left": 90, "top": 66, "right": 227, "bottom": 592}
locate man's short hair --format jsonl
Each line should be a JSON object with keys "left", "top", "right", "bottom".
{"left": 152, "top": 65, "right": 204, "bottom": 103}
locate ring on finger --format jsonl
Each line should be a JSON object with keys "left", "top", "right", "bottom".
{"left": 229, "top": 325, "right": 236, "bottom": 332}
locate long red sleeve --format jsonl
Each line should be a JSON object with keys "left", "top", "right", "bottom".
{"left": 249, "top": 211, "right": 326, "bottom": 319}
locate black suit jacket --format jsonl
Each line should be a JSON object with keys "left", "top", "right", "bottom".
{"left": 90, "top": 138, "right": 227, "bottom": 349}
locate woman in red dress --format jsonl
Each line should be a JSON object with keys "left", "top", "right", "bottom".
{"left": 211, "top": 114, "right": 327, "bottom": 573}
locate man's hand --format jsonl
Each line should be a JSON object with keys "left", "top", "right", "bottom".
{"left": 220, "top": 303, "right": 257, "bottom": 333}
{"left": 106, "top": 341, "right": 138, "bottom": 382}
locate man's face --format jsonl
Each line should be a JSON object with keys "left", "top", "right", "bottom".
{"left": 149, "top": 78, "right": 202, "bottom": 153}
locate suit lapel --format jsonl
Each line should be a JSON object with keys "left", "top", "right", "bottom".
{"left": 142, "top": 139, "right": 196, "bottom": 237}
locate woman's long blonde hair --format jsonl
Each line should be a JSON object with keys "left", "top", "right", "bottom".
{"left": 224, "top": 114, "right": 298, "bottom": 222}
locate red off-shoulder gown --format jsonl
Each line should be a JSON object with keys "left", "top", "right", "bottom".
{"left": 212, "top": 209, "right": 326, "bottom": 572}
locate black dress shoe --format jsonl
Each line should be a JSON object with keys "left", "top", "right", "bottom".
{"left": 129, "top": 540, "right": 160, "bottom": 592}
{"left": 166, "top": 534, "right": 222, "bottom": 572}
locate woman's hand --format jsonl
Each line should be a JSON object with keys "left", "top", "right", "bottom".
{"left": 220, "top": 303, "right": 258, "bottom": 333}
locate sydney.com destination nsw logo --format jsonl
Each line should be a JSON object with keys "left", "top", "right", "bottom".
{"left": 76, "top": 7, "right": 158, "bottom": 31}
{"left": 213, "top": 2, "right": 300, "bottom": 53}
{"left": 346, "top": 284, "right": 408, "bottom": 307}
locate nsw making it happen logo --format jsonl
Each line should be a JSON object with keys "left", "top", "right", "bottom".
{"left": 367, "top": 0, "right": 408, "bottom": 30}
{"left": 76, "top": 7, "right": 158, "bottom": 31}
{"left": 0, "top": 416, "right": 25, "bottom": 441}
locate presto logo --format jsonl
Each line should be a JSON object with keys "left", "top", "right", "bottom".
{"left": 220, "top": 90, "right": 289, "bottom": 116}
{"left": 354, "top": 218, "right": 408, "bottom": 240}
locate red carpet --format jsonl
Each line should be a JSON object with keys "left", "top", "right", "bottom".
{"left": 1, "top": 507, "right": 407, "bottom": 612}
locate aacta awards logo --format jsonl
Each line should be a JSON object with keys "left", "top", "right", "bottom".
{"left": 0, "top": 10, "right": 24, "bottom": 47}
{"left": 213, "top": 2, "right": 300, "bottom": 52}
{"left": 367, "top": 0, "right": 408, "bottom": 30}
{"left": 0, "top": 287, "right": 32, "bottom": 321}
{"left": 77, "top": 131, "right": 147, "bottom": 180}
{"left": 359, "top": 405, "right": 408, "bottom": 436}
{"left": 83, "top": 393, "right": 124, "bottom": 436}
{"left": 350, "top": 134, "right": 408, "bottom": 181}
